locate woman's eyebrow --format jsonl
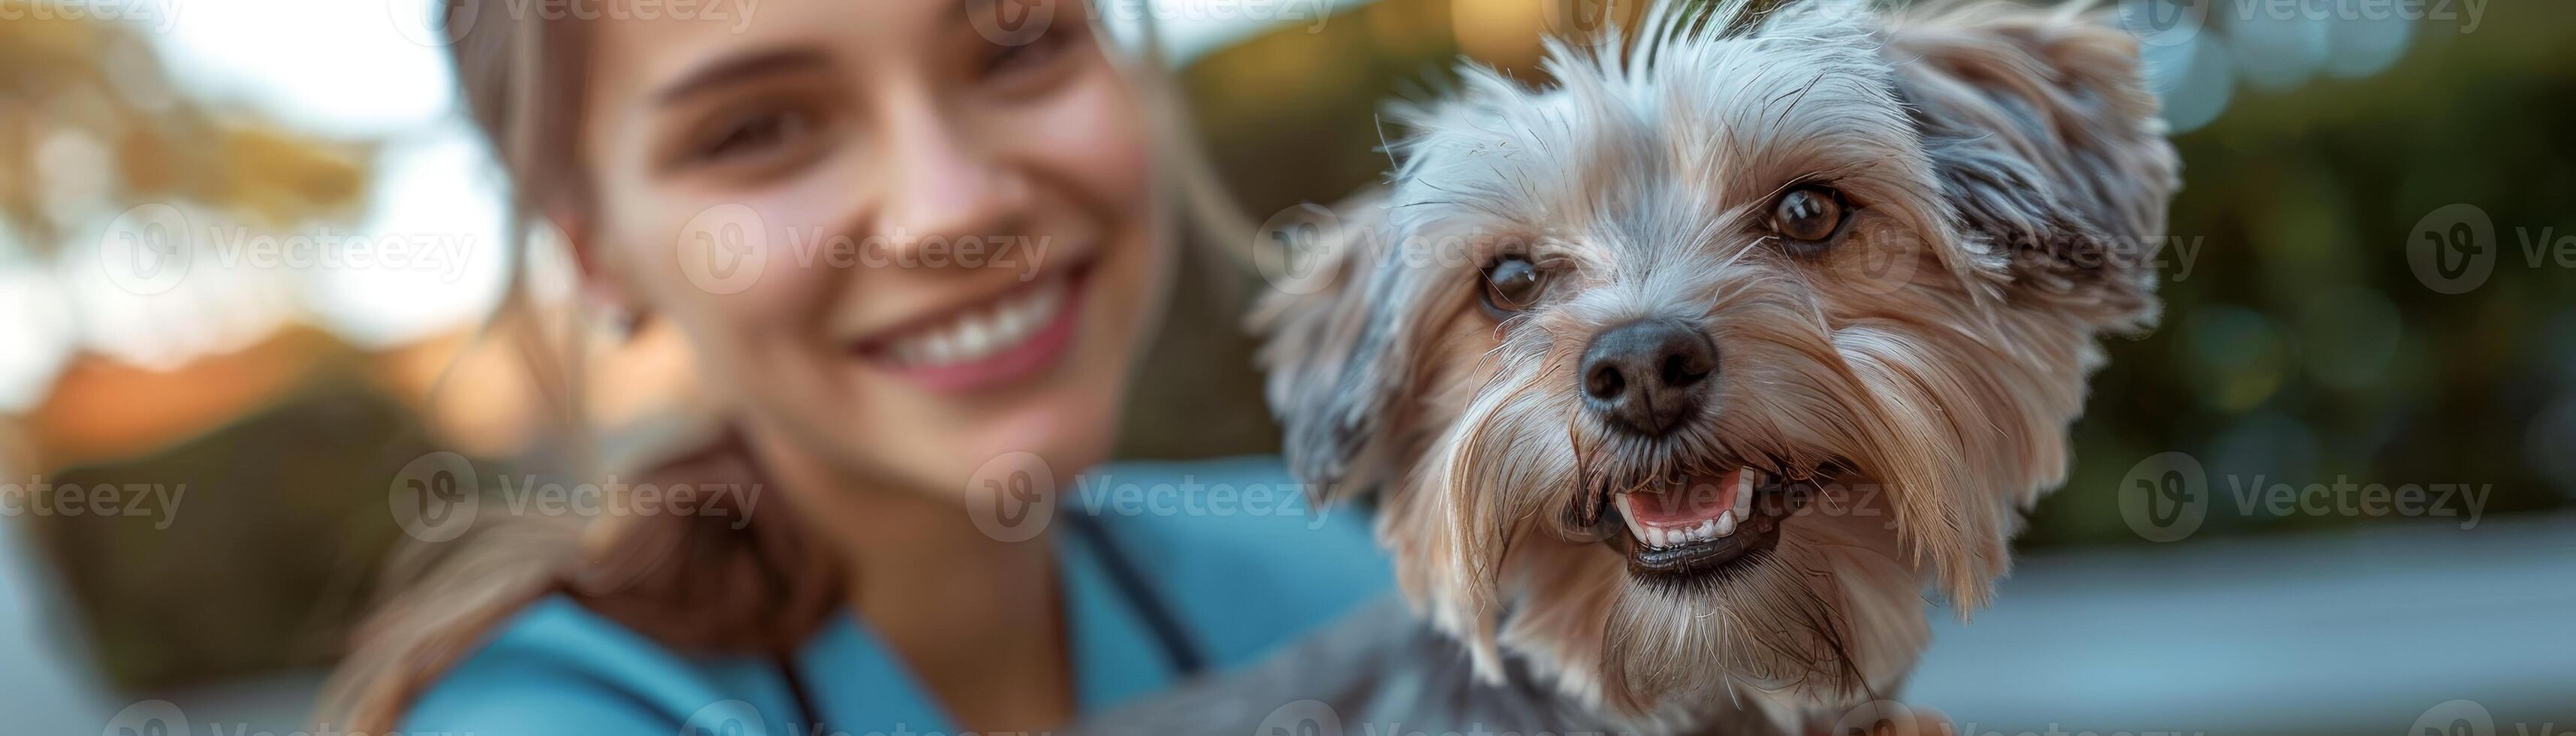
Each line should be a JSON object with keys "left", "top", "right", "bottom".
{"left": 651, "top": 47, "right": 832, "bottom": 107}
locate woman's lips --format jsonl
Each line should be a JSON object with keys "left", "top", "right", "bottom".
{"left": 855, "top": 264, "right": 1090, "bottom": 394}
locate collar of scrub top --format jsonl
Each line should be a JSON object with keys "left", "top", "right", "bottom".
{"left": 780, "top": 512, "right": 1205, "bottom": 734}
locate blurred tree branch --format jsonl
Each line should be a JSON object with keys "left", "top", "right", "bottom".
{"left": 0, "top": 2, "right": 373, "bottom": 251}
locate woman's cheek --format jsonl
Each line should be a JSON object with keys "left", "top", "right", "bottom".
{"left": 1018, "top": 70, "right": 1152, "bottom": 212}
{"left": 650, "top": 195, "right": 842, "bottom": 330}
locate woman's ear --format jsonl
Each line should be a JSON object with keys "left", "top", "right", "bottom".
{"left": 548, "top": 206, "right": 648, "bottom": 338}
{"left": 1249, "top": 195, "right": 1416, "bottom": 499}
{"left": 1882, "top": 2, "right": 2181, "bottom": 329}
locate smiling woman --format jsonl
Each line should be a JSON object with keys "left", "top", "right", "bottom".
{"left": 314, "top": 1, "right": 1388, "bottom": 734}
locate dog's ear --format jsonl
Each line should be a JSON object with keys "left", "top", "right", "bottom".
{"left": 1881, "top": 3, "right": 2180, "bottom": 328}
{"left": 1250, "top": 195, "right": 1414, "bottom": 497}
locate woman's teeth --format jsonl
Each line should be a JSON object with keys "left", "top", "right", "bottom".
{"left": 884, "top": 279, "right": 1065, "bottom": 368}
{"left": 1620, "top": 469, "right": 1762, "bottom": 550}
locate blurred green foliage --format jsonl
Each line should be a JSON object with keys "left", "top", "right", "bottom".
{"left": 2032, "top": 1, "right": 2576, "bottom": 546}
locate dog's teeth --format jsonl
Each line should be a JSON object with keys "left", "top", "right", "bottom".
{"left": 1714, "top": 509, "right": 1737, "bottom": 536}
{"left": 1617, "top": 493, "right": 1654, "bottom": 544}
{"left": 1735, "top": 475, "right": 1757, "bottom": 518}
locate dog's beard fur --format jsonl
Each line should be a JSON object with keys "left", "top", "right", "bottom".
{"left": 1256, "top": 1, "right": 2179, "bottom": 733}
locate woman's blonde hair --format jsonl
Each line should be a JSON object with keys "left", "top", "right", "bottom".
{"left": 315, "top": 2, "right": 1259, "bottom": 731}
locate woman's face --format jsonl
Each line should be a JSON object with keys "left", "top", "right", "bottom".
{"left": 575, "top": 0, "right": 1165, "bottom": 499}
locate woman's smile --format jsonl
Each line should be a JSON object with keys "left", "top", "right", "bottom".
{"left": 848, "top": 253, "right": 1096, "bottom": 394}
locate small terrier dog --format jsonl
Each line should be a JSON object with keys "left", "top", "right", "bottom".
{"left": 1256, "top": 0, "right": 2178, "bottom": 731}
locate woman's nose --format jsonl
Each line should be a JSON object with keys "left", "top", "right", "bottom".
{"left": 872, "top": 104, "right": 1030, "bottom": 255}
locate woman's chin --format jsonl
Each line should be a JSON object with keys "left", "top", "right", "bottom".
{"left": 863, "top": 383, "right": 1120, "bottom": 506}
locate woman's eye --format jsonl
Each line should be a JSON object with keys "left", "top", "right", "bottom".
{"left": 1770, "top": 185, "right": 1846, "bottom": 243}
{"left": 982, "top": 26, "right": 1075, "bottom": 84}
{"left": 694, "top": 108, "right": 810, "bottom": 164}
{"left": 1480, "top": 255, "right": 1550, "bottom": 316}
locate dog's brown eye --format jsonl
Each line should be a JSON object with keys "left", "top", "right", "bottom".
{"left": 1481, "top": 255, "right": 1549, "bottom": 315}
{"left": 1771, "top": 186, "right": 1845, "bottom": 243}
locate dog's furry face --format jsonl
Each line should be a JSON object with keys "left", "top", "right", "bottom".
{"left": 1257, "top": 1, "right": 2177, "bottom": 731}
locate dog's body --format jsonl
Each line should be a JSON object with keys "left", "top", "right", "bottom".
{"left": 1252, "top": 1, "right": 2179, "bottom": 731}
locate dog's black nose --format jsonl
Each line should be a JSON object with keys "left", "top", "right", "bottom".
{"left": 1580, "top": 318, "right": 1718, "bottom": 436}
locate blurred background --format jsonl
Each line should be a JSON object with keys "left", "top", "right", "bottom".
{"left": 1, "top": 0, "right": 2570, "bottom": 734}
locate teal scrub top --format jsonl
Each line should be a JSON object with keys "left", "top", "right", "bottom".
{"left": 401, "top": 456, "right": 1391, "bottom": 736}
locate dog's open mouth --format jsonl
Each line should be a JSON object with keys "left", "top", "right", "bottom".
{"left": 1605, "top": 467, "right": 1810, "bottom": 581}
